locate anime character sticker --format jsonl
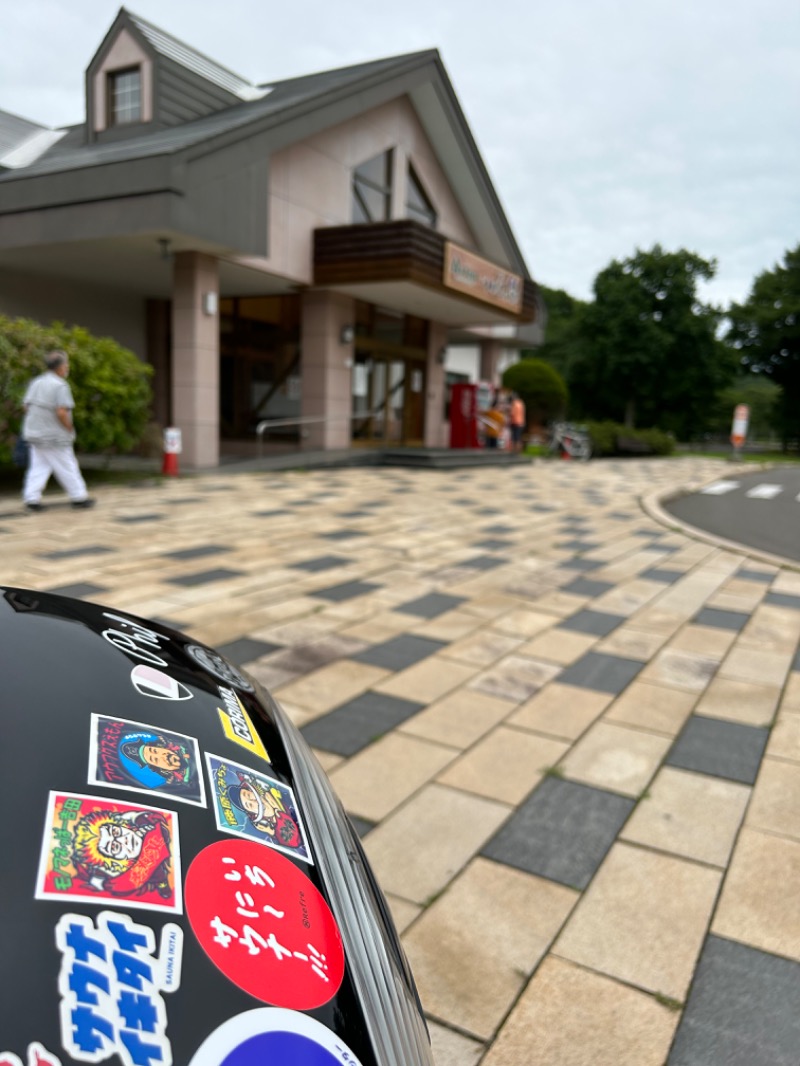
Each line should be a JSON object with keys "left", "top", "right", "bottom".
{"left": 205, "top": 754, "right": 311, "bottom": 865}
{"left": 35, "top": 792, "right": 182, "bottom": 913}
{"left": 88, "top": 714, "right": 206, "bottom": 807}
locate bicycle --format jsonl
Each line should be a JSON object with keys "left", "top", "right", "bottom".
{"left": 548, "top": 421, "right": 592, "bottom": 461}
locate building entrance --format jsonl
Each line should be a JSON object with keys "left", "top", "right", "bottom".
{"left": 351, "top": 351, "right": 425, "bottom": 444}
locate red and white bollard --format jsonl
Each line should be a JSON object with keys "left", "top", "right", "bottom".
{"left": 162, "top": 426, "right": 182, "bottom": 477}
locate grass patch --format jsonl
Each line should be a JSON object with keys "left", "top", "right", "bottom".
{"left": 543, "top": 765, "right": 565, "bottom": 779}
{"left": 654, "top": 993, "right": 684, "bottom": 1012}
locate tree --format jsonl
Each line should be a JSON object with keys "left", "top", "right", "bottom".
{"left": 528, "top": 285, "right": 590, "bottom": 383}
{"left": 726, "top": 245, "right": 800, "bottom": 446}
{"left": 0, "top": 315, "right": 153, "bottom": 466}
{"left": 570, "top": 245, "right": 735, "bottom": 437}
{"left": 501, "top": 358, "right": 568, "bottom": 429}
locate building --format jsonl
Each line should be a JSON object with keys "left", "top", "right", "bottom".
{"left": 0, "top": 8, "right": 541, "bottom": 467}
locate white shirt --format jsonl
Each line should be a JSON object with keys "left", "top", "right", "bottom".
{"left": 22, "top": 370, "right": 75, "bottom": 446}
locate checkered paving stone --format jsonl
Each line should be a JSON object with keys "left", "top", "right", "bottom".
{"left": 253, "top": 508, "right": 291, "bottom": 516}
{"left": 290, "top": 555, "right": 349, "bottom": 572}
{"left": 482, "top": 776, "right": 635, "bottom": 889}
{"left": 558, "top": 557, "right": 605, "bottom": 572}
{"left": 557, "top": 539, "right": 601, "bottom": 551}
{"left": 165, "top": 496, "right": 204, "bottom": 505}
{"left": 558, "top": 609, "right": 627, "bottom": 637}
{"left": 352, "top": 635, "right": 446, "bottom": 671}
{"left": 320, "top": 529, "right": 368, "bottom": 541}
{"left": 459, "top": 554, "right": 507, "bottom": 570}
{"left": 311, "top": 579, "right": 380, "bottom": 601}
{"left": 301, "top": 691, "right": 425, "bottom": 756}
{"left": 393, "top": 592, "right": 467, "bottom": 618}
{"left": 666, "top": 715, "right": 770, "bottom": 785}
{"left": 338, "top": 510, "right": 370, "bottom": 518}
{"left": 474, "top": 538, "right": 513, "bottom": 550}
{"left": 693, "top": 607, "right": 750, "bottom": 631}
{"left": 40, "top": 545, "right": 115, "bottom": 559}
{"left": 668, "top": 936, "right": 800, "bottom": 1066}
{"left": 347, "top": 814, "right": 376, "bottom": 839}
{"left": 266, "top": 637, "right": 368, "bottom": 674}
{"left": 167, "top": 567, "right": 246, "bottom": 587}
{"left": 765, "top": 591, "right": 800, "bottom": 610}
{"left": 641, "top": 567, "right": 686, "bottom": 584}
{"left": 114, "top": 513, "right": 165, "bottom": 523}
{"left": 45, "top": 581, "right": 108, "bottom": 599}
{"left": 483, "top": 523, "right": 516, "bottom": 533}
{"left": 150, "top": 618, "right": 188, "bottom": 633}
{"left": 737, "top": 568, "right": 774, "bottom": 583}
{"left": 561, "top": 577, "right": 615, "bottom": 598}
{"left": 556, "top": 651, "right": 644, "bottom": 694}
{"left": 213, "top": 637, "right": 282, "bottom": 665}
{"left": 163, "top": 544, "right": 230, "bottom": 561}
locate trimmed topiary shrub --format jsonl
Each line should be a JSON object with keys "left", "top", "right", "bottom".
{"left": 585, "top": 421, "right": 675, "bottom": 457}
{"left": 0, "top": 315, "right": 153, "bottom": 466}
{"left": 502, "top": 358, "right": 568, "bottom": 429}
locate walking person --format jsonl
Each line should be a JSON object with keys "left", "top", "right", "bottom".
{"left": 509, "top": 391, "right": 526, "bottom": 453}
{"left": 21, "top": 349, "right": 94, "bottom": 512}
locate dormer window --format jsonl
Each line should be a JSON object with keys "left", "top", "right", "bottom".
{"left": 107, "top": 67, "right": 142, "bottom": 126}
{"left": 406, "top": 165, "right": 436, "bottom": 228}
{"left": 352, "top": 150, "right": 392, "bottom": 223}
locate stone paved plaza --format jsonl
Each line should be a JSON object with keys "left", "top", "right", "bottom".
{"left": 3, "top": 456, "right": 800, "bottom": 1065}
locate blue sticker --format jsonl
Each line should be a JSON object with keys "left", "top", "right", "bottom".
{"left": 190, "top": 1008, "right": 363, "bottom": 1066}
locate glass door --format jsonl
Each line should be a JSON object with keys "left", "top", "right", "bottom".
{"left": 351, "top": 352, "right": 424, "bottom": 444}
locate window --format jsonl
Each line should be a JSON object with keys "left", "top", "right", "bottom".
{"left": 352, "top": 150, "right": 392, "bottom": 223}
{"left": 406, "top": 165, "right": 437, "bottom": 228}
{"left": 108, "top": 68, "right": 142, "bottom": 126}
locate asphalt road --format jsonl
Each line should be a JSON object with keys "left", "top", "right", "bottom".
{"left": 664, "top": 465, "right": 800, "bottom": 563}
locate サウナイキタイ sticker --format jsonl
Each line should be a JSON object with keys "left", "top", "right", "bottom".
{"left": 188, "top": 1008, "right": 364, "bottom": 1065}
{"left": 56, "top": 910, "right": 182, "bottom": 1065}
{"left": 89, "top": 714, "right": 206, "bottom": 807}
{"left": 185, "top": 840, "right": 343, "bottom": 1009}
{"left": 36, "top": 792, "right": 182, "bottom": 913}
{"left": 206, "top": 754, "right": 310, "bottom": 864}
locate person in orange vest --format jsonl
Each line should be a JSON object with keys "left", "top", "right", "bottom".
{"left": 509, "top": 392, "right": 526, "bottom": 453}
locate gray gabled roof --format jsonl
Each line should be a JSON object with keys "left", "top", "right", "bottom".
{"left": 125, "top": 8, "right": 267, "bottom": 101}
{"left": 0, "top": 51, "right": 434, "bottom": 181}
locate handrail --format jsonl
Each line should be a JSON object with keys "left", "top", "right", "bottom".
{"left": 255, "top": 408, "right": 388, "bottom": 455}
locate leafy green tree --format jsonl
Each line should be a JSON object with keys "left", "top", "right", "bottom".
{"left": 726, "top": 245, "right": 800, "bottom": 446}
{"left": 0, "top": 315, "right": 153, "bottom": 465}
{"left": 528, "top": 285, "right": 590, "bottom": 383}
{"left": 501, "top": 358, "right": 568, "bottom": 429}
{"left": 707, "top": 376, "right": 782, "bottom": 440}
{"left": 570, "top": 245, "right": 734, "bottom": 437}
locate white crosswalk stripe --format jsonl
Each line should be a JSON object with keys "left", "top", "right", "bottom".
{"left": 745, "top": 483, "right": 784, "bottom": 499}
{"left": 701, "top": 480, "right": 740, "bottom": 495}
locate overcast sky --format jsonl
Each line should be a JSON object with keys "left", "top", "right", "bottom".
{"left": 2, "top": 0, "right": 798, "bottom": 308}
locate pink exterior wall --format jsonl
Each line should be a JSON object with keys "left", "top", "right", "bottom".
{"left": 235, "top": 96, "right": 477, "bottom": 283}
{"left": 0, "top": 268, "right": 146, "bottom": 356}
{"left": 300, "top": 291, "right": 355, "bottom": 450}
{"left": 92, "top": 29, "right": 153, "bottom": 132}
{"left": 171, "top": 252, "right": 219, "bottom": 468}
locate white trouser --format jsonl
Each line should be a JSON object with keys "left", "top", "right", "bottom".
{"left": 23, "top": 444, "right": 88, "bottom": 503}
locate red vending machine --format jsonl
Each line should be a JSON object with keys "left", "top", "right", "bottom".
{"left": 449, "top": 382, "right": 480, "bottom": 448}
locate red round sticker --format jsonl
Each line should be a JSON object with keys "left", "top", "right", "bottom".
{"left": 185, "top": 840, "right": 344, "bottom": 1009}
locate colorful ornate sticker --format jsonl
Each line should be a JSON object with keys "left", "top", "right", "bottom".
{"left": 88, "top": 714, "right": 206, "bottom": 807}
{"left": 206, "top": 754, "right": 311, "bottom": 864}
{"left": 130, "top": 664, "right": 193, "bottom": 702}
{"left": 185, "top": 840, "right": 344, "bottom": 1009}
{"left": 216, "top": 687, "right": 270, "bottom": 763}
{"left": 185, "top": 645, "right": 254, "bottom": 691}
{"left": 35, "top": 792, "right": 182, "bottom": 913}
{"left": 189, "top": 1008, "right": 364, "bottom": 1065}
{"left": 0, "top": 1045, "right": 62, "bottom": 1066}
{"left": 55, "top": 910, "right": 182, "bottom": 1065}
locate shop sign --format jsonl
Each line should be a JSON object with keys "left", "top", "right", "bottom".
{"left": 443, "top": 242, "right": 523, "bottom": 313}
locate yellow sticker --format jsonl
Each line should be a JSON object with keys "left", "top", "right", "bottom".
{"left": 217, "top": 687, "right": 270, "bottom": 763}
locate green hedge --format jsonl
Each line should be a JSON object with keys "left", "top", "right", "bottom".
{"left": 0, "top": 315, "right": 153, "bottom": 466}
{"left": 585, "top": 421, "right": 675, "bottom": 457}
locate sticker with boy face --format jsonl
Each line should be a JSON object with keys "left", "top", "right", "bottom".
{"left": 205, "top": 754, "right": 311, "bottom": 865}
{"left": 88, "top": 714, "right": 206, "bottom": 807}
{"left": 35, "top": 792, "right": 182, "bottom": 913}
